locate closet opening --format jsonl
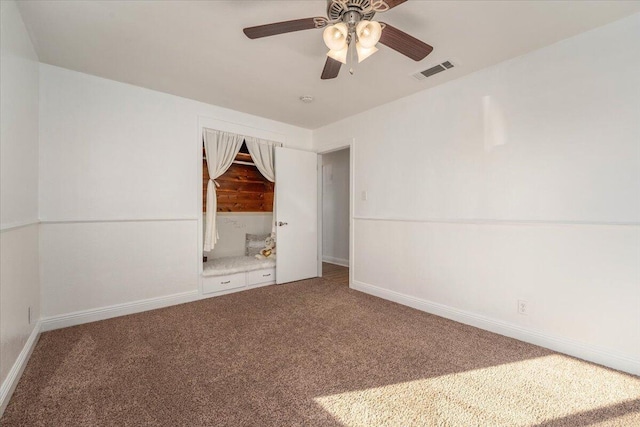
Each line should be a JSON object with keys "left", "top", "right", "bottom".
{"left": 201, "top": 128, "right": 279, "bottom": 294}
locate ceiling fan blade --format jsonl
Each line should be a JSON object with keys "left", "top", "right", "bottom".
{"left": 321, "top": 57, "right": 341, "bottom": 80}
{"left": 378, "top": 23, "right": 433, "bottom": 61}
{"left": 243, "top": 17, "right": 327, "bottom": 39}
{"left": 378, "top": 0, "right": 408, "bottom": 11}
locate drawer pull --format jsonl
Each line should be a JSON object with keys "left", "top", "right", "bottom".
{"left": 262, "top": 273, "right": 271, "bottom": 277}
{"left": 221, "top": 280, "right": 231, "bottom": 284}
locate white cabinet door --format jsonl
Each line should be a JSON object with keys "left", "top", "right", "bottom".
{"left": 275, "top": 147, "right": 318, "bottom": 284}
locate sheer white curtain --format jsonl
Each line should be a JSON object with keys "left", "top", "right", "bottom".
{"left": 245, "top": 137, "right": 282, "bottom": 234}
{"left": 203, "top": 129, "right": 245, "bottom": 251}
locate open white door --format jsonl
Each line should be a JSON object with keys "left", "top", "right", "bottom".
{"left": 275, "top": 147, "right": 318, "bottom": 284}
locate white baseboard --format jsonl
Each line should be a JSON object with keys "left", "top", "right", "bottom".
{"left": 351, "top": 280, "right": 640, "bottom": 376}
{"left": 0, "top": 322, "right": 41, "bottom": 417}
{"left": 322, "top": 256, "right": 350, "bottom": 267}
{"left": 40, "top": 290, "right": 200, "bottom": 332}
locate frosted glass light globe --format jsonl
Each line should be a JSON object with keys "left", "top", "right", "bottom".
{"left": 356, "top": 43, "right": 378, "bottom": 63}
{"left": 327, "top": 45, "right": 349, "bottom": 64}
{"left": 356, "top": 20, "right": 382, "bottom": 49}
{"left": 323, "top": 23, "right": 349, "bottom": 51}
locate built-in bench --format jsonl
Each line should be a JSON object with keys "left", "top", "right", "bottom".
{"left": 202, "top": 255, "right": 276, "bottom": 294}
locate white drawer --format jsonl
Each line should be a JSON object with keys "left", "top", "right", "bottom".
{"left": 247, "top": 268, "right": 276, "bottom": 286}
{"left": 202, "top": 272, "right": 246, "bottom": 294}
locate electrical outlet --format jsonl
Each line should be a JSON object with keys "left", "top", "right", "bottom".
{"left": 517, "top": 299, "right": 528, "bottom": 315}
{"left": 361, "top": 190, "right": 368, "bottom": 201}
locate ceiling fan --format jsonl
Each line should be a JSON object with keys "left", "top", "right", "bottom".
{"left": 243, "top": 0, "right": 433, "bottom": 80}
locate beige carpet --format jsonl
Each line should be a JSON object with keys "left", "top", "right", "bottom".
{"left": 2, "top": 264, "right": 639, "bottom": 426}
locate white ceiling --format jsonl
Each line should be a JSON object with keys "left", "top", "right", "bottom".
{"left": 17, "top": 0, "right": 640, "bottom": 129}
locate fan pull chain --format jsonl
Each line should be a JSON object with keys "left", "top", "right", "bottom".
{"left": 349, "top": 39, "right": 355, "bottom": 75}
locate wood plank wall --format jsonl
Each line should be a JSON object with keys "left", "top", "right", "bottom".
{"left": 203, "top": 147, "right": 274, "bottom": 213}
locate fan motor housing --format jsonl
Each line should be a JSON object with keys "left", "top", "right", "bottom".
{"left": 327, "top": 0, "right": 376, "bottom": 22}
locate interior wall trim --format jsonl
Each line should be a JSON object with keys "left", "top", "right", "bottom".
{"left": 353, "top": 216, "right": 640, "bottom": 228}
{"left": 39, "top": 218, "right": 199, "bottom": 225}
{"left": 351, "top": 279, "right": 640, "bottom": 376}
{"left": 0, "top": 322, "right": 41, "bottom": 417}
{"left": 0, "top": 219, "right": 40, "bottom": 232}
{"left": 40, "top": 290, "right": 200, "bottom": 332}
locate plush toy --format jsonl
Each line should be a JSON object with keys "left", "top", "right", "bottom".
{"left": 260, "top": 248, "right": 273, "bottom": 258}
{"left": 256, "top": 236, "right": 276, "bottom": 259}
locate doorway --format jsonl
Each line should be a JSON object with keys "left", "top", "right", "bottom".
{"left": 318, "top": 147, "right": 351, "bottom": 277}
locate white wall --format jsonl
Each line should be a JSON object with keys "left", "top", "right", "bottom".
{"left": 322, "top": 149, "right": 350, "bottom": 266}
{"left": 0, "top": 0, "right": 40, "bottom": 412}
{"left": 313, "top": 14, "right": 640, "bottom": 374}
{"left": 0, "top": 0, "right": 39, "bottom": 226}
{"left": 38, "top": 64, "right": 312, "bottom": 319}
{"left": 206, "top": 212, "right": 273, "bottom": 259}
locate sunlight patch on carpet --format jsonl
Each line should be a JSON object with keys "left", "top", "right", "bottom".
{"left": 314, "top": 355, "right": 640, "bottom": 426}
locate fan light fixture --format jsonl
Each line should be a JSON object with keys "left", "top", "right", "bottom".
{"left": 323, "top": 18, "right": 382, "bottom": 66}
{"left": 243, "top": 0, "right": 435, "bottom": 80}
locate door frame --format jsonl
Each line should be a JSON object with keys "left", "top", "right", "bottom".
{"left": 196, "top": 116, "right": 286, "bottom": 295}
{"left": 317, "top": 138, "right": 355, "bottom": 287}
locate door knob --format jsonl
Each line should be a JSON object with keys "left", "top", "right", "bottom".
{"left": 278, "top": 221, "right": 288, "bottom": 226}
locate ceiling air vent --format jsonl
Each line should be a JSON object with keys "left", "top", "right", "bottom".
{"left": 412, "top": 61, "right": 455, "bottom": 81}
